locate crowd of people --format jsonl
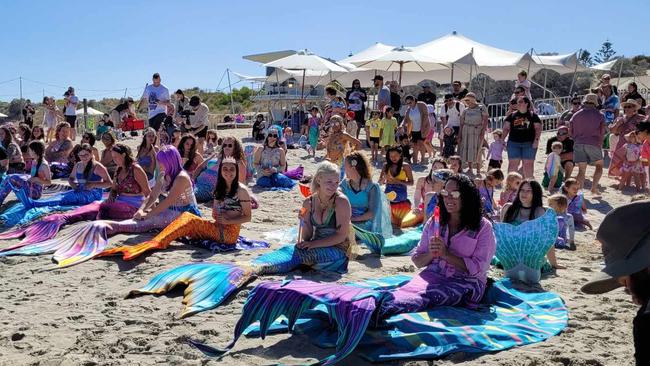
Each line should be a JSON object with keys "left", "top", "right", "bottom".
{"left": 0, "top": 70, "right": 648, "bottom": 365}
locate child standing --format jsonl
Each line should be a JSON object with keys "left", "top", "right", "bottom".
{"left": 345, "top": 111, "right": 358, "bottom": 138}
{"left": 636, "top": 121, "right": 650, "bottom": 192}
{"left": 488, "top": 129, "right": 505, "bottom": 169}
{"left": 543, "top": 141, "right": 564, "bottom": 192}
{"left": 379, "top": 107, "right": 398, "bottom": 150}
{"left": 367, "top": 110, "right": 382, "bottom": 163}
{"left": 563, "top": 178, "right": 593, "bottom": 230}
{"left": 284, "top": 127, "right": 296, "bottom": 149}
{"left": 619, "top": 131, "right": 644, "bottom": 191}
{"left": 307, "top": 107, "right": 321, "bottom": 158}
{"left": 499, "top": 171, "right": 522, "bottom": 207}
{"left": 548, "top": 194, "right": 576, "bottom": 251}
{"left": 441, "top": 126, "right": 457, "bottom": 158}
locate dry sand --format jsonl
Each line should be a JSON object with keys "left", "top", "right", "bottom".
{"left": 0, "top": 128, "right": 639, "bottom": 366}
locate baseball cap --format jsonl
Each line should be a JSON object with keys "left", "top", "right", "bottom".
{"left": 582, "top": 201, "right": 650, "bottom": 294}
{"left": 582, "top": 93, "right": 599, "bottom": 105}
{"left": 189, "top": 95, "right": 200, "bottom": 107}
{"left": 372, "top": 75, "right": 384, "bottom": 81}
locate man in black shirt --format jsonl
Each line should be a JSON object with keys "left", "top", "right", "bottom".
{"left": 582, "top": 201, "right": 650, "bottom": 366}
{"left": 417, "top": 84, "right": 436, "bottom": 105}
{"left": 545, "top": 126, "right": 575, "bottom": 178}
{"left": 22, "top": 100, "right": 35, "bottom": 127}
{"left": 451, "top": 81, "right": 468, "bottom": 100}
{"left": 389, "top": 81, "right": 402, "bottom": 122}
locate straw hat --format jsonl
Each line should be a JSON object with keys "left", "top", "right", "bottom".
{"left": 582, "top": 93, "right": 599, "bottom": 105}
{"left": 621, "top": 99, "right": 641, "bottom": 110}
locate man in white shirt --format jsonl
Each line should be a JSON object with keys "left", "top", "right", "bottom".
{"left": 138, "top": 73, "right": 170, "bottom": 131}
{"left": 185, "top": 95, "right": 209, "bottom": 154}
{"left": 440, "top": 93, "right": 466, "bottom": 136}
{"left": 63, "top": 87, "right": 79, "bottom": 140}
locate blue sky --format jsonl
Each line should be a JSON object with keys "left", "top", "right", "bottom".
{"left": 1, "top": 0, "right": 647, "bottom": 102}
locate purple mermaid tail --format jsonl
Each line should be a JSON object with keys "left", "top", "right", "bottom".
{"left": 0, "top": 201, "right": 102, "bottom": 246}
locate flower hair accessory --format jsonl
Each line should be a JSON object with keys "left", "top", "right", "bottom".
{"left": 349, "top": 158, "right": 358, "bottom": 167}
{"left": 221, "top": 156, "right": 237, "bottom": 165}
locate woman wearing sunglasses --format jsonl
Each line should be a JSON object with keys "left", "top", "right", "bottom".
{"left": 609, "top": 99, "right": 645, "bottom": 177}
{"left": 192, "top": 135, "right": 247, "bottom": 203}
{"left": 253, "top": 128, "right": 294, "bottom": 189}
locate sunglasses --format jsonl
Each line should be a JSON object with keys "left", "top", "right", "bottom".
{"left": 572, "top": 102, "right": 581, "bottom": 105}
{"left": 268, "top": 134, "right": 278, "bottom": 138}
{"left": 440, "top": 189, "right": 461, "bottom": 199}
{"left": 623, "top": 106, "right": 636, "bottom": 109}
{"left": 558, "top": 132, "right": 568, "bottom": 136}
{"left": 223, "top": 143, "right": 234, "bottom": 148}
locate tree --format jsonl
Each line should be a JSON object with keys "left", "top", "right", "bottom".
{"left": 579, "top": 50, "right": 594, "bottom": 66}
{"left": 593, "top": 40, "right": 617, "bottom": 64}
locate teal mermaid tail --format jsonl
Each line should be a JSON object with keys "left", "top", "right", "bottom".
{"left": 188, "top": 279, "right": 379, "bottom": 366}
{"left": 0, "top": 204, "right": 77, "bottom": 229}
{"left": 494, "top": 209, "right": 559, "bottom": 284}
{"left": 128, "top": 263, "right": 255, "bottom": 318}
{"left": 251, "top": 245, "right": 348, "bottom": 274}
{"left": 382, "top": 226, "right": 423, "bottom": 255}
{"left": 352, "top": 224, "right": 385, "bottom": 254}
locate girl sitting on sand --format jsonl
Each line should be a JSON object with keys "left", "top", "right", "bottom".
{"left": 499, "top": 171, "right": 522, "bottom": 207}
{"left": 339, "top": 152, "right": 392, "bottom": 239}
{"left": 0, "top": 141, "right": 51, "bottom": 207}
{"left": 204, "top": 129, "right": 220, "bottom": 158}
{"left": 403, "top": 158, "right": 447, "bottom": 227}
{"left": 475, "top": 168, "right": 504, "bottom": 218}
{"left": 104, "top": 156, "right": 252, "bottom": 256}
{"left": 136, "top": 128, "right": 158, "bottom": 181}
{"left": 253, "top": 128, "right": 294, "bottom": 189}
{"left": 562, "top": 178, "right": 593, "bottom": 230}
{"left": 379, "top": 146, "right": 414, "bottom": 226}
{"left": 178, "top": 134, "right": 204, "bottom": 176}
{"left": 192, "top": 135, "right": 247, "bottom": 202}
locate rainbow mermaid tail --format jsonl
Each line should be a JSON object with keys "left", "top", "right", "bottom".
{"left": 127, "top": 263, "right": 255, "bottom": 318}
{"left": 0, "top": 201, "right": 102, "bottom": 245}
{"left": 99, "top": 212, "right": 239, "bottom": 261}
{"left": 188, "top": 280, "right": 378, "bottom": 366}
{"left": 352, "top": 224, "right": 385, "bottom": 254}
{"left": 494, "top": 209, "right": 558, "bottom": 284}
{"left": 389, "top": 200, "right": 411, "bottom": 226}
{"left": 0, "top": 203, "right": 77, "bottom": 229}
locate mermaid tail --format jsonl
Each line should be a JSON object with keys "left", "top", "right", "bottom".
{"left": 389, "top": 201, "right": 411, "bottom": 226}
{"left": 400, "top": 209, "right": 423, "bottom": 228}
{"left": 188, "top": 280, "right": 379, "bottom": 366}
{"left": 494, "top": 209, "right": 558, "bottom": 284}
{"left": 0, "top": 204, "right": 76, "bottom": 229}
{"left": 0, "top": 201, "right": 102, "bottom": 245}
{"left": 99, "top": 212, "right": 240, "bottom": 260}
{"left": 352, "top": 224, "right": 385, "bottom": 254}
{"left": 127, "top": 263, "right": 255, "bottom": 318}
{"left": 251, "top": 245, "right": 349, "bottom": 275}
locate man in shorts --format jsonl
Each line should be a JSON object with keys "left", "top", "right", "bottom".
{"left": 569, "top": 93, "right": 606, "bottom": 195}
{"left": 139, "top": 73, "right": 170, "bottom": 132}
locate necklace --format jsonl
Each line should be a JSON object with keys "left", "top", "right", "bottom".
{"left": 349, "top": 178, "right": 362, "bottom": 191}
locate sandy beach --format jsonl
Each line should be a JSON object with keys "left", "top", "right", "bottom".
{"left": 0, "top": 128, "right": 638, "bottom": 366}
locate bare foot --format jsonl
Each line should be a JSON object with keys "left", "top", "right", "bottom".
{"left": 552, "top": 263, "right": 567, "bottom": 270}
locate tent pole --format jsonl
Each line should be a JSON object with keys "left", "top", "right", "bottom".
{"left": 227, "top": 68, "right": 235, "bottom": 114}
{"left": 526, "top": 48, "right": 534, "bottom": 75}
{"left": 450, "top": 63, "right": 455, "bottom": 92}
{"left": 468, "top": 47, "right": 474, "bottom": 91}
{"left": 568, "top": 49, "right": 581, "bottom": 96}
{"left": 543, "top": 70, "right": 548, "bottom": 99}
{"left": 398, "top": 62, "right": 403, "bottom": 86}
{"left": 482, "top": 74, "right": 488, "bottom": 103}
{"left": 616, "top": 58, "right": 624, "bottom": 90}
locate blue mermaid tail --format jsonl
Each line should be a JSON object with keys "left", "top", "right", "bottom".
{"left": 127, "top": 263, "right": 255, "bottom": 318}
{"left": 0, "top": 203, "right": 77, "bottom": 229}
{"left": 493, "top": 209, "right": 558, "bottom": 284}
{"left": 188, "top": 279, "right": 379, "bottom": 366}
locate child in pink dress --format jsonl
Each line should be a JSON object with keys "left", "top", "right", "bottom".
{"left": 619, "top": 131, "right": 644, "bottom": 191}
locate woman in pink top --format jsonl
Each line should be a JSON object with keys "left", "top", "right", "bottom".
{"left": 379, "top": 174, "right": 496, "bottom": 316}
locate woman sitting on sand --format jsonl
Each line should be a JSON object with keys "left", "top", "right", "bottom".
{"left": 97, "top": 143, "right": 151, "bottom": 220}
{"left": 136, "top": 128, "right": 158, "bottom": 181}
{"left": 0, "top": 141, "right": 51, "bottom": 207}
{"left": 99, "top": 132, "right": 118, "bottom": 177}
{"left": 45, "top": 122, "right": 74, "bottom": 178}
{"left": 101, "top": 156, "right": 252, "bottom": 257}
{"left": 178, "top": 134, "right": 204, "bottom": 176}
{"left": 338, "top": 151, "right": 392, "bottom": 239}
{"left": 192, "top": 135, "right": 247, "bottom": 203}
{"left": 253, "top": 127, "right": 294, "bottom": 189}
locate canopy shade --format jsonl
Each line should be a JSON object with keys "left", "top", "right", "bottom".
{"left": 0, "top": 112, "right": 7, "bottom": 118}
{"left": 243, "top": 50, "right": 296, "bottom": 64}
{"left": 232, "top": 72, "right": 267, "bottom": 82}
{"left": 591, "top": 59, "right": 619, "bottom": 71}
{"left": 531, "top": 52, "right": 589, "bottom": 74}
{"left": 76, "top": 107, "right": 104, "bottom": 116}
{"left": 339, "top": 42, "right": 396, "bottom": 64}
{"left": 264, "top": 50, "right": 347, "bottom": 72}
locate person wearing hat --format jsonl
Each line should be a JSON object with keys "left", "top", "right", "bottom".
{"left": 546, "top": 126, "right": 575, "bottom": 179}
{"left": 623, "top": 82, "right": 647, "bottom": 115}
{"left": 417, "top": 84, "right": 437, "bottom": 106}
{"left": 110, "top": 97, "right": 135, "bottom": 128}
{"left": 451, "top": 81, "right": 468, "bottom": 101}
{"left": 568, "top": 94, "right": 606, "bottom": 195}
{"left": 373, "top": 75, "right": 391, "bottom": 112}
{"left": 607, "top": 99, "right": 646, "bottom": 178}
{"left": 185, "top": 95, "right": 209, "bottom": 155}
{"left": 63, "top": 87, "right": 79, "bottom": 141}
{"left": 581, "top": 201, "right": 650, "bottom": 365}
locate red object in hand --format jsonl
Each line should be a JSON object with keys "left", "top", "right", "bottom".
{"left": 433, "top": 206, "right": 440, "bottom": 238}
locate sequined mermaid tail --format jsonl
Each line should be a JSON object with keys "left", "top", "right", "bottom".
{"left": 352, "top": 224, "right": 385, "bottom": 254}
{"left": 127, "top": 263, "right": 255, "bottom": 318}
{"left": 494, "top": 209, "right": 559, "bottom": 284}
{"left": 24, "top": 188, "right": 103, "bottom": 209}
{"left": 399, "top": 209, "right": 423, "bottom": 228}
{"left": 0, "top": 201, "right": 102, "bottom": 246}
{"left": 0, "top": 174, "right": 39, "bottom": 207}
{"left": 0, "top": 203, "right": 76, "bottom": 229}
{"left": 251, "top": 245, "right": 348, "bottom": 275}
{"left": 99, "top": 212, "right": 240, "bottom": 261}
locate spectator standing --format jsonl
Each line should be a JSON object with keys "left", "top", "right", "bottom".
{"left": 502, "top": 96, "right": 542, "bottom": 179}
{"left": 402, "top": 95, "right": 430, "bottom": 165}
{"left": 417, "top": 84, "right": 437, "bottom": 105}
{"left": 139, "top": 73, "right": 170, "bottom": 132}
{"left": 569, "top": 94, "right": 606, "bottom": 195}
{"left": 622, "top": 82, "right": 647, "bottom": 115}
{"left": 22, "top": 100, "right": 35, "bottom": 128}
{"left": 374, "top": 75, "right": 391, "bottom": 112}
{"left": 389, "top": 81, "right": 402, "bottom": 122}
{"left": 458, "top": 93, "right": 488, "bottom": 175}
{"left": 185, "top": 95, "right": 210, "bottom": 154}
{"left": 546, "top": 126, "right": 575, "bottom": 179}
{"left": 63, "top": 87, "right": 79, "bottom": 141}
{"left": 440, "top": 93, "right": 466, "bottom": 136}
{"left": 559, "top": 96, "right": 582, "bottom": 127}
{"left": 109, "top": 97, "right": 135, "bottom": 128}
{"left": 345, "top": 79, "right": 367, "bottom": 140}
{"left": 451, "top": 81, "right": 469, "bottom": 100}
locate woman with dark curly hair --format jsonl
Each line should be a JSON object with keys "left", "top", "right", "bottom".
{"left": 178, "top": 134, "right": 204, "bottom": 176}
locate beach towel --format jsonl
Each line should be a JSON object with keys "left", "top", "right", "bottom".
{"left": 191, "top": 275, "right": 567, "bottom": 365}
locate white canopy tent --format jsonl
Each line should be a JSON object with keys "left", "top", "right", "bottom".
{"left": 591, "top": 59, "right": 619, "bottom": 71}
{"left": 0, "top": 112, "right": 8, "bottom": 118}
{"left": 531, "top": 52, "right": 589, "bottom": 75}
{"left": 75, "top": 107, "right": 104, "bottom": 116}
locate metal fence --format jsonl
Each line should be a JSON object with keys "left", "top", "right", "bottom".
{"left": 485, "top": 95, "right": 580, "bottom": 132}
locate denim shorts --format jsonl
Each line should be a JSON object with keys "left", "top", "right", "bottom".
{"left": 507, "top": 141, "right": 536, "bottom": 160}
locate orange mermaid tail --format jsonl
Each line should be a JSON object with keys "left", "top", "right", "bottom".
{"left": 390, "top": 201, "right": 412, "bottom": 226}
{"left": 99, "top": 212, "right": 240, "bottom": 260}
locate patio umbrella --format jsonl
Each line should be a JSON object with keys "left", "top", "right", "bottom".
{"left": 264, "top": 49, "right": 348, "bottom": 99}
{"left": 351, "top": 46, "right": 449, "bottom": 85}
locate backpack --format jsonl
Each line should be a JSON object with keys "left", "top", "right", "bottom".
{"left": 443, "top": 101, "right": 461, "bottom": 118}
